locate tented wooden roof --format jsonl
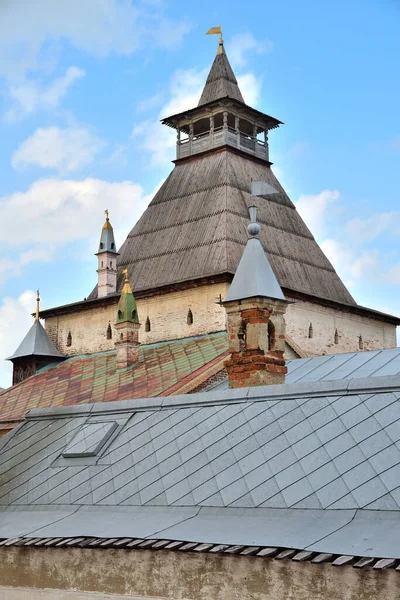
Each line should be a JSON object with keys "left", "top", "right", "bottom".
{"left": 90, "top": 148, "right": 355, "bottom": 306}
{"left": 198, "top": 45, "right": 244, "bottom": 106}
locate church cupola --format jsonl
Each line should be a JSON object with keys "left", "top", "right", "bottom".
{"left": 115, "top": 269, "right": 140, "bottom": 370}
{"left": 7, "top": 291, "right": 65, "bottom": 386}
{"left": 96, "top": 209, "right": 119, "bottom": 298}
{"left": 223, "top": 201, "right": 288, "bottom": 388}
{"left": 161, "top": 27, "right": 282, "bottom": 163}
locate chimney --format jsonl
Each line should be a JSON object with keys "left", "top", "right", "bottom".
{"left": 223, "top": 205, "right": 287, "bottom": 388}
{"left": 114, "top": 269, "right": 140, "bottom": 369}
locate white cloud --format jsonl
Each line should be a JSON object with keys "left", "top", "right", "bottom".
{"left": 237, "top": 72, "right": 262, "bottom": 107}
{"left": 5, "top": 66, "right": 85, "bottom": 122}
{"left": 12, "top": 126, "right": 105, "bottom": 173}
{"left": 346, "top": 212, "right": 400, "bottom": 244}
{"left": 0, "top": 177, "right": 148, "bottom": 248}
{"left": 227, "top": 32, "right": 273, "bottom": 68}
{"left": 0, "top": 0, "right": 190, "bottom": 81}
{"left": 0, "top": 177, "right": 151, "bottom": 286}
{"left": 19, "top": 247, "right": 54, "bottom": 266}
{"left": 133, "top": 68, "right": 206, "bottom": 166}
{"left": 321, "top": 239, "right": 380, "bottom": 281}
{"left": 295, "top": 189, "right": 340, "bottom": 238}
{"left": 0, "top": 290, "right": 36, "bottom": 388}
{"left": 386, "top": 263, "right": 400, "bottom": 285}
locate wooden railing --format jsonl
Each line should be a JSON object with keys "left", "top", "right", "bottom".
{"left": 177, "top": 128, "right": 269, "bottom": 160}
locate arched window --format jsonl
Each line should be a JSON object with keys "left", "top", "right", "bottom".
{"left": 267, "top": 321, "right": 275, "bottom": 351}
{"left": 187, "top": 308, "right": 193, "bottom": 325}
{"left": 66, "top": 331, "right": 72, "bottom": 347}
{"left": 359, "top": 335, "right": 363, "bottom": 350}
{"left": 145, "top": 317, "right": 151, "bottom": 332}
{"left": 308, "top": 323, "right": 313, "bottom": 339}
{"left": 120, "top": 333, "right": 123, "bottom": 340}
{"left": 110, "top": 261, "right": 113, "bottom": 268}
{"left": 118, "top": 310, "right": 123, "bottom": 321}
{"left": 101, "top": 261, "right": 104, "bottom": 267}
{"left": 106, "top": 323, "right": 112, "bottom": 340}
{"left": 100, "top": 242, "right": 104, "bottom": 249}
{"left": 111, "top": 242, "right": 115, "bottom": 249}
{"left": 132, "top": 309, "right": 137, "bottom": 321}
{"left": 334, "top": 329, "right": 339, "bottom": 345}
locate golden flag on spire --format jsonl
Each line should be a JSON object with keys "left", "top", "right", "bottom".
{"left": 206, "top": 26, "right": 223, "bottom": 54}
{"left": 206, "top": 26, "right": 222, "bottom": 36}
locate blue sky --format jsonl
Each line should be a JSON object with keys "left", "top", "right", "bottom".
{"left": 0, "top": 0, "right": 399, "bottom": 387}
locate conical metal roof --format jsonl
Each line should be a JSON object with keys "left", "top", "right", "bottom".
{"left": 97, "top": 213, "right": 118, "bottom": 254}
{"left": 198, "top": 44, "right": 244, "bottom": 106}
{"left": 7, "top": 320, "right": 65, "bottom": 361}
{"left": 224, "top": 237, "right": 286, "bottom": 303}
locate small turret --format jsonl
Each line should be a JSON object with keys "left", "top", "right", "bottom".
{"left": 223, "top": 204, "right": 288, "bottom": 388}
{"left": 7, "top": 291, "right": 65, "bottom": 385}
{"left": 96, "top": 209, "right": 119, "bottom": 298}
{"left": 114, "top": 270, "right": 140, "bottom": 370}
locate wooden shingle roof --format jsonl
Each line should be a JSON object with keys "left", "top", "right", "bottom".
{"left": 198, "top": 46, "right": 244, "bottom": 105}
{"left": 106, "top": 148, "right": 355, "bottom": 306}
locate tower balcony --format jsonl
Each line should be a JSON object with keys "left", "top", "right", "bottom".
{"left": 177, "top": 125, "right": 269, "bottom": 161}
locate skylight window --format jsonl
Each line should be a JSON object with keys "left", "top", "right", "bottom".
{"left": 62, "top": 422, "right": 118, "bottom": 458}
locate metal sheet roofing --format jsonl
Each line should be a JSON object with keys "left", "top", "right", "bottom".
{"left": 211, "top": 347, "right": 400, "bottom": 391}
{"left": 0, "top": 333, "right": 228, "bottom": 425}
{"left": 1, "top": 361, "right": 400, "bottom": 559}
{"left": 7, "top": 320, "right": 64, "bottom": 361}
{"left": 224, "top": 237, "right": 286, "bottom": 303}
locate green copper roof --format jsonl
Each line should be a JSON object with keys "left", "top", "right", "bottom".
{"left": 116, "top": 276, "right": 139, "bottom": 324}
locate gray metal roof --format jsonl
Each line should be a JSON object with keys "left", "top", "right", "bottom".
{"left": 7, "top": 320, "right": 65, "bottom": 361}
{"left": 1, "top": 360, "right": 400, "bottom": 558}
{"left": 211, "top": 347, "right": 400, "bottom": 391}
{"left": 97, "top": 221, "right": 118, "bottom": 254}
{"left": 224, "top": 237, "right": 286, "bottom": 303}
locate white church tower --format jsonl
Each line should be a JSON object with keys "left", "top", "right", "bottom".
{"left": 96, "top": 210, "right": 119, "bottom": 298}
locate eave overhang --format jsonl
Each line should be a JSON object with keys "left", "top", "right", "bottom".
{"left": 161, "top": 96, "right": 283, "bottom": 132}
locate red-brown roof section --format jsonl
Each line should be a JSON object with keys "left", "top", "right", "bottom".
{"left": 0, "top": 333, "right": 228, "bottom": 431}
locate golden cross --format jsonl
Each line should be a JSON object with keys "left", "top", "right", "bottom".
{"left": 122, "top": 268, "right": 128, "bottom": 282}
{"left": 105, "top": 208, "right": 109, "bottom": 220}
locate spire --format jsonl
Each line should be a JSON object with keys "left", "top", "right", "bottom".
{"left": 116, "top": 269, "right": 139, "bottom": 324}
{"left": 35, "top": 289, "right": 40, "bottom": 322}
{"left": 7, "top": 292, "right": 65, "bottom": 385}
{"left": 98, "top": 209, "right": 118, "bottom": 254}
{"left": 115, "top": 269, "right": 140, "bottom": 369}
{"left": 224, "top": 205, "right": 286, "bottom": 303}
{"left": 198, "top": 27, "right": 245, "bottom": 106}
{"left": 97, "top": 209, "right": 119, "bottom": 298}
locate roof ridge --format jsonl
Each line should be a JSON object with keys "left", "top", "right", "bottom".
{"left": 24, "top": 373, "right": 400, "bottom": 420}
